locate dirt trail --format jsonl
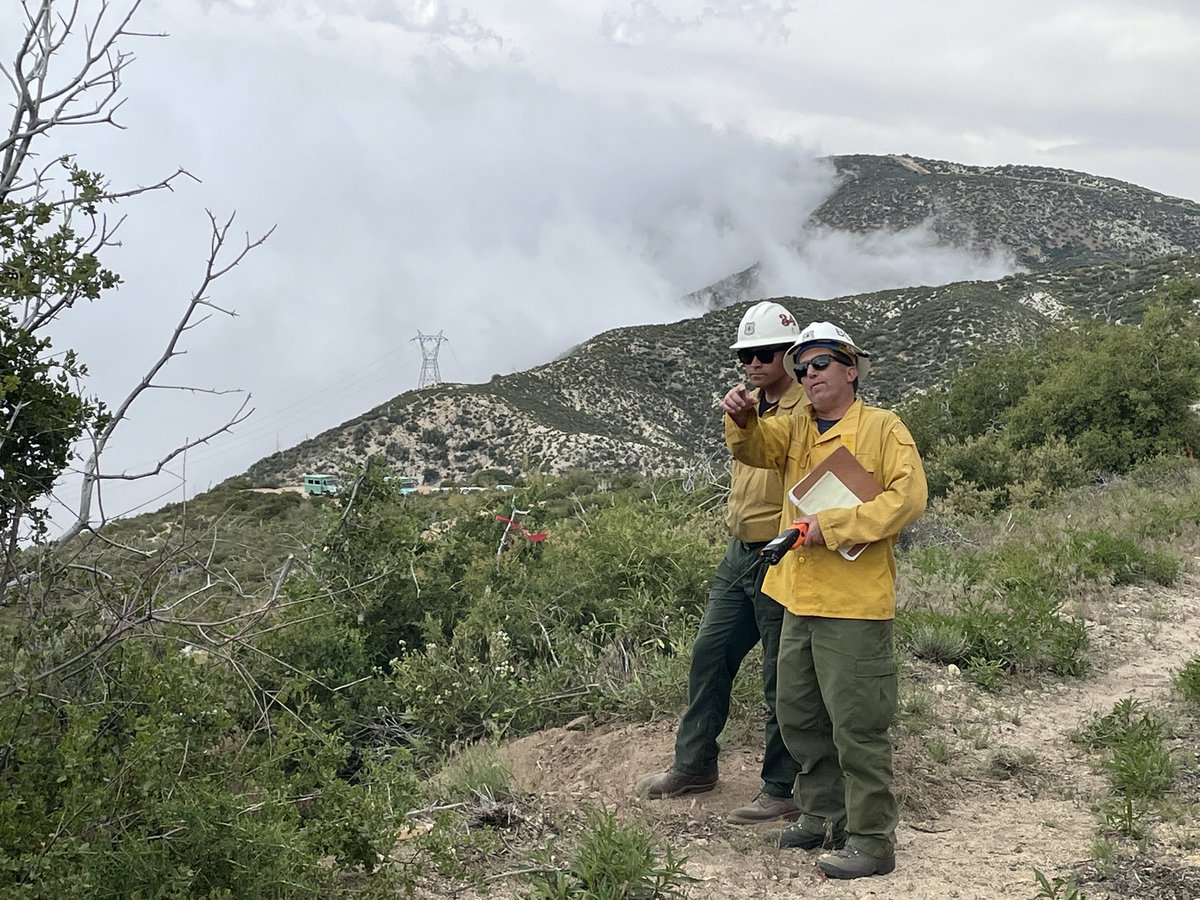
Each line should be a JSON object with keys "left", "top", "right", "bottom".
{"left": 495, "top": 577, "right": 1200, "bottom": 899}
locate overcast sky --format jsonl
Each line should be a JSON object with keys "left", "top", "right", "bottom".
{"left": 5, "top": 0, "right": 1199, "bottom": 521}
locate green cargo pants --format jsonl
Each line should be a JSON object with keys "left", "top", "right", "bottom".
{"left": 776, "top": 613, "right": 898, "bottom": 858}
{"left": 672, "top": 539, "right": 798, "bottom": 798}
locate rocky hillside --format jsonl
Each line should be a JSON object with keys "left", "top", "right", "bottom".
{"left": 687, "top": 154, "right": 1200, "bottom": 309}
{"left": 243, "top": 255, "right": 1200, "bottom": 489}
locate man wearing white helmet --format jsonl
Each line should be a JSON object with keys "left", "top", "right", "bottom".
{"left": 721, "top": 321, "right": 927, "bottom": 879}
{"left": 637, "top": 300, "right": 806, "bottom": 824}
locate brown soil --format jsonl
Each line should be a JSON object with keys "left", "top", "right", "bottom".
{"left": 444, "top": 577, "right": 1200, "bottom": 898}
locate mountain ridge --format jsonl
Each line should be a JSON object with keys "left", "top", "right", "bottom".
{"left": 243, "top": 254, "right": 1200, "bottom": 489}
{"left": 686, "top": 153, "right": 1200, "bottom": 309}
{"left": 240, "top": 153, "right": 1200, "bottom": 489}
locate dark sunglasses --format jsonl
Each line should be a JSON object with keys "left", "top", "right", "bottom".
{"left": 794, "top": 353, "right": 851, "bottom": 378}
{"left": 736, "top": 345, "right": 789, "bottom": 365}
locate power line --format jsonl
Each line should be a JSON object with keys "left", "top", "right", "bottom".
{"left": 93, "top": 343, "right": 424, "bottom": 473}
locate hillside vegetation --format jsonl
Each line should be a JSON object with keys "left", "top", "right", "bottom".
{"left": 245, "top": 255, "right": 1200, "bottom": 493}
{"left": 7, "top": 8, "right": 1200, "bottom": 896}
{"left": 6, "top": 280, "right": 1200, "bottom": 897}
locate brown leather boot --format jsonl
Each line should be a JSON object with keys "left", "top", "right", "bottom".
{"left": 635, "top": 768, "right": 718, "bottom": 799}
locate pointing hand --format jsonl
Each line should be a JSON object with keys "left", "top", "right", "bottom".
{"left": 722, "top": 384, "right": 754, "bottom": 428}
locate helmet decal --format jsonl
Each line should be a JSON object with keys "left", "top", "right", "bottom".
{"left": 779, "top": 314, "right": 795, "bottom": 327}
{"left": 744, "top": 322, "right": 756, "bottom": 335}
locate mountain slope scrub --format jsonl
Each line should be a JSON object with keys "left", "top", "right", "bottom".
{"left": 245, "top": 256, "right": 1200, "bottom": 492}
{"left": 9, "top": 314, "right": 1200, "bottom": 895}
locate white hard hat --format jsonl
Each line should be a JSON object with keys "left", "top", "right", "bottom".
{"left": 729, "top": 301, "right": 802, "bottom": 349}
{"left": 785, "top": 321, "right": 871, "bottom": 383}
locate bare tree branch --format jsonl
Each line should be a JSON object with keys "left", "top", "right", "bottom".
{"left": 58, "top": 213, "right": 272, "bottom": 541}
{"left": 0, "top": 0, "right": 159, "bottom": 200}
{"left": 0, "top": 2, "right": 300, "bottom": 718}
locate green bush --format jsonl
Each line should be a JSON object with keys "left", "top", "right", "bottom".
{"left": 1073, "top": 699, "right": 1167, "bottom": 753}
{"left": 1066, "top": 530, "right": 1182, "bottom": 586}
{"left": 1174, "top": 658, "right": 1200, "bottom": 710}
{"left": 0, "top": 643, "right": 418, "bottom": 898}
{"left": 898, "top": 541, "right": 1089, "bottom": 679}
{"left": 528, "top": 808, "right": 692, "bottom": 900}
{"left": 903, "top": 278, "right": 1200, "bottom": 512}
{"left": 1105, "top": 740, "right": 1176, "bottom": 800}
{"left": 370, "top": 488, "right": 720, "bottom": 752}
{"left": 1073, "top": 699, "right": 1177, "bottom": 802}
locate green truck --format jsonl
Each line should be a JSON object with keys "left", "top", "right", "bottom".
{"left": 301, "top": 474, "right": 342, "bottom": 496}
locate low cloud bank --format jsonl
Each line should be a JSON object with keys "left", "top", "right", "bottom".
{"left": 9, "top": 3, "right": 1017, "bottom": 521}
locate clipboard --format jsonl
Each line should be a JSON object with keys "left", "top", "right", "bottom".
{"left": 787, "top": 445, "right": 881, "bottom": 561}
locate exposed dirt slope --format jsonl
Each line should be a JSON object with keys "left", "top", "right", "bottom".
{"left": 483, "top": 577, "right": 1200, "bottom": 899}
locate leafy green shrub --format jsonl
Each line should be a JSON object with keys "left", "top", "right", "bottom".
{"left": 0, "top": 643, "right": 418, "bottom": 898}
{"left": 898, "top": 540, "right": 1090, "bottom": 680}
{"left": 1067, "top": 530, "right": 1182, "bottom": 586}
{"left": 924, "top": 433, "right": 1015, "bottom": 504}
{"left": 1173, "top": 658, "right": 1200, "bottom": 710}
{"left": 1073, "top": 698, "right": 1177, "bottom": 802}
{"left": 1073, "top": 698, "right": 1182, "bottom": 840}
{"left": 1073, "top": 699, "right": 1167, "bottom": 753}
{"left": 1105, "top": 740, "right": 1176, "bottom": 800}
{"left": 903, "top": 278, "right": 1200, "bottom": 512}
{"left": 1006, "top": 284, "right": 1200, "bottom": 475}
{"left": 385, "top": 630, "right": 586, "bottom": 751}
{"left": 366, "top": 486, "right": 720, "bottom": 749}
{"left": 1008, "top": 436, "right": 1089, "bottom": 506}
{"left": 964, "top": 655, "right": 1009, "bottom": 692}
{"left": 528, "top": 808, "right": 692, "bottom": 899}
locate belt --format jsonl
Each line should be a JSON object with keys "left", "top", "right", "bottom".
{"left": 737, "top": 539, "right": 769, "bottom": 551}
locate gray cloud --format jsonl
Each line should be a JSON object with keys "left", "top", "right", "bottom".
{"left": 576, "top": 1, "right": 1200, "bottom": 199}
{"left": 759, "top": 224, "right": 1017, "bottom": 301}
{"left": 601, "top": 0, "right": 795, "bottom": 45}
{"left": 194, "top": 0, "right": 504, "bottom": 46}
{"left": 20, "top": 0, "right": 1192, "bottom": 524}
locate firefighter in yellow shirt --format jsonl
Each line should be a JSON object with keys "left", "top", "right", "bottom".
{"left": 722, "top": 321, "right": 927, "bottom": 880}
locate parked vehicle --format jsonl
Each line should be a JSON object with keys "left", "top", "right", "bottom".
{"left": 302, "top": 474, "right": 341, "bottom": 496}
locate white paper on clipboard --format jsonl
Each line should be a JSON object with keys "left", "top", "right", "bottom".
{"left": 789, "top": 472, "right": 870, "bottom": 561}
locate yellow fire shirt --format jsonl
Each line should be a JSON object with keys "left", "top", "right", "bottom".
{"left": 725, "top": 399, "right": 928, "bottom": 619}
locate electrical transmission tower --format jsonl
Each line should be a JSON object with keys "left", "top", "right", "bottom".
{"left": 412, "top": 330, "right": 448, "bottom": 389}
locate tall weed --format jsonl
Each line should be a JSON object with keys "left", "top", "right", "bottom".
{"left": 527, "top": 808, "right": 692, "bottom": 899}
{"left": 1073, "top": 698, "right": 1180, "bottom": 839}
{"left": 1176, "top": 658, "right": 1200, "bottom": 710}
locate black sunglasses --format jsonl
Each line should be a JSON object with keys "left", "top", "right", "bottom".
{"left": 794, "top": 353, "right": 850, "bottom": 378}
{"left": 736, "top": 345, "right": 789, "bottom": 365}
